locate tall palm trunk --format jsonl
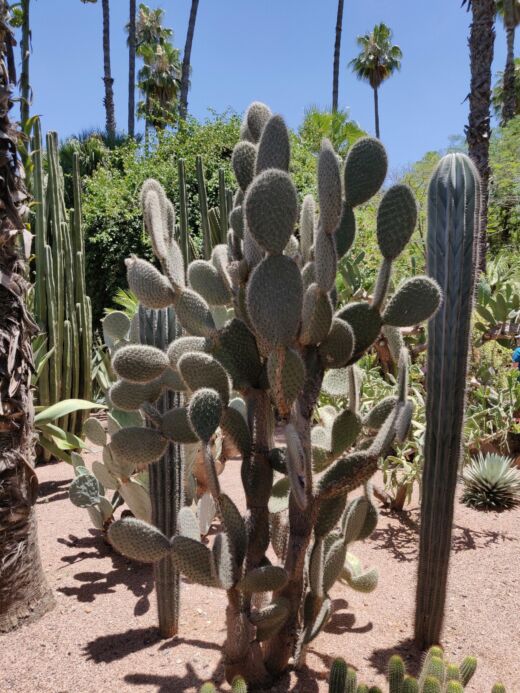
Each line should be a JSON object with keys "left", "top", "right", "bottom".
{"left": 128, "top": 0, "right": 136, "bottom": 136}
{"left": 102, "top": 0, "right": 116, "bottom": 137}
{"left": 373, "top": 86, "right": 380, "bottom": 139}
{"left": 0, "top": 0, "right": 54, "bottom": 632}
{"left": 179, "top": 0, "right": 200, "bottom": 120}
{"left": 20, "top": 0, "right": 30, "bottom": 130}
{"left": 332, "top": 0, "right": 344, "bottom": 112}
{"left": 502, "top": 21, "right": 516, "bottom": 123}
{"left": 465, "top": 0, "right": 495, "bottom": 273}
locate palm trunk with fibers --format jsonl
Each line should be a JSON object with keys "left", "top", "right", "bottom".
{"left": 465, "top": 0, "right": 495, "bottom": 273}
{"left": 128, "top": 0, "right": 136, "bottom": 136}
{"left": 0, "top": 0, "right": 54, "bottom": 632}
{"left": 373, "top": 86, "right": 380, "bottom": 139}
{"left": 179, "top": 0, "right": 200, "bottom": 120}
{"left": 332, "top": 0, "right": 344, "bottom": 112}
{"left": 20, "top": 0, "right": 30, "bottom": 130}
{"left": 502, "top": 22, "right": 516, "bottom": 123}
{"left": 102, "top": 0, "right": 116, "bottom": 137}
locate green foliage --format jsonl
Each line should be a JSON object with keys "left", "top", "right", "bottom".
{"left": 299, "top": 106, "right": 367, "bottom": 157}
{"left": 488, "top": 116, "right": 520, "bottom": 246}
{"left": 461, "top": 452, "right": 520, "bottom": 510}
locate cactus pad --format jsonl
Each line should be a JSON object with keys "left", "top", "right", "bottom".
{"left": 110, "top": 427, "right": 167, "bottom": 470}
{"left": 220, "top": 406, "right": 252, "bottom": 459}
{"left": 188, "top": 260, "right": 232, "bottom": 307}
{"left": 331, "top": 409, "right": 362, "bottom": 456}
{"left": 337, "top": 302, "right": 383, "bottom": 361}
{"left": 174, "top": 288, "right": 216, "bottom": 337}
{"left": 69, "top": 473, "right": 101, "bottom": 508}
{"left": 300, "top": 194, "right": 315, "bottom": 263}
{"left": 232, "top": 140, "right": 257, "bottom": 191}
{"left": 188, "top": 388, "right": 223, "bottom": 442}
{"left": 246, "top": 101, "right": 272, "bottom": 142}
{"left": 108, "top": 517, "right": 170, "bottom": 563}
{"left": 364, "top": 396, "right": 398, "bottom": 430}
{"left": 344, "top": 137, "right": 388, "bottom": 207}
{"left": 219, "top": 493, "right": 247, "bottom": 567}
{"left": 112, "top": 344, "right": 169, "bottom": 383}
{"left": 256, "top": 114, "right": 291, "bottom": 173}
{"left": 247, "top": 255, "right": 303, "bottom": 346}
{"left": 126, "top": 256, "right": 175, "bottom": 308}
{"left": 319, "top": 318, "right": 355, "bottom": 368}
{"left": 237, "top": 565, "right": 288, "bottom": 593}
{"left": 383, "top": 276, "right": 441, "bottom": 327}
{"left": 103, "top": 311, "right": 131, "bottom": 341}
{"left": 318, "top": 451, "right": 376, "bottom": 499}
{"left": 267, "top": 348, "right": 305, "bottom": 415}
{"left": 170, "top": 535, "right": 219, "bottom": 587}
{"left": 336, "top": 202, "right": 356, "bottom": 258}
{"left": 213, "top": 532, "right": 237, "bottom": 589}
{"left": 250, "top": 598, "right": 290, "bottom": 641}
{"left": 83, "top": 417, "right": 107, "bottom": 447}
{"left": 314, "top": 226, "right": 338, "bottom": 292}
{"left": 178, "top": 352, "right": 231, "bottom": 405}
{"left": 300, "top": 284, "right": 333, "bottom": 346}
{"left": 377, "top": 184, "right": 418, "bottom": 260}
{"left": 245, "top": 169, "right": 298, "bottom": 254}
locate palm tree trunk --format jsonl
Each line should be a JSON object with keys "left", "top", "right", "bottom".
{"left": 0, "top": 0, "right": 54, "bottom": 632}
{"left": 466, "top": 0, "right": 496, "bottom": 273}
{"left": 332, "top": 0, "right": 344, "bottom": 112}
{"left": 179, "top": 0, "right": 200, "bottom": 120}
{"left": 502, "top": 23, "right": 516, "bottom": 124}
{"left": 20, "top": 0, "right": 30, "bottom": 130}
{"left": 128, "top": 0, "right": 136, "bottom": 136}
{"left": 373, "top": 86, "right": 380, "bottom": 139}
{"left": 102, "top": 0, "right": 116, "bottom": 137}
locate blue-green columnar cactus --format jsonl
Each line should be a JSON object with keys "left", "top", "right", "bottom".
{"left": 415, "top": 154, "right": 480, "bottom": 649}
{"left": 107, "top": 102, "right": 441, "bottom": 686}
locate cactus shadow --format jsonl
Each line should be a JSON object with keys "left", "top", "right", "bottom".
{"left": 84, "top": 626, "right": 161, "bottom": 663}
{"left": 369, "top": 509, "right": 420, "bottom": 563}
{"left": 451, "top": 524, "right": 517, "bottom": 552}
{"left": 368, "top": 636, "right": 423, "bottom": 679}
{"left": 124, "top": 661, "right": 218, "bottom": 692}
{"left": 37, "top": 477, "right": 70, "bottom": 503}
{"left": 272, "top": 666, "right": 322, "bottom": 692}
{"left": 324, "top": 598, "right": 373, "bottom": 635}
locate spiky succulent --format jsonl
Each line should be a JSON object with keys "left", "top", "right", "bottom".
{"left": 105, "top": 101, "right": 442, "bottom": 687}
{"left": 461, "top": 452, "right": 520, "bottom": 511}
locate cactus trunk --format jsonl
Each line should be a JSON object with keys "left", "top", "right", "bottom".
{"left": 414, "top": 154, "right": 480, "bottom": 649}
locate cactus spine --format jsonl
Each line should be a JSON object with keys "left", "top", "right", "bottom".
{"left": 32, "top": 120, "right": 92, "bottom": 438}
{"left": 414, "top": 154, "right": 480, "bottom": 648}
{"left": 106, "top": 103, "right": 442, "bottom": 687}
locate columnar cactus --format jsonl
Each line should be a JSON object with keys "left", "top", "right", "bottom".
{"left": 328, "top": 647, "right": 504, "bottom": 692}
{"left": 32, "top": 119, "right": 92, "bottom": 439}
{"left": 107, "top": 102, "right": 441, "bottom": 686}
{"left": 414, "top": 154, "right": 480, "bottom": 649}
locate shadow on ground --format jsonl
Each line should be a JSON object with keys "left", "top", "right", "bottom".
{"left": 37, "top": 477, "right": 71, "bottom": 504}
{"left": 368, "top": 636, "right": 423, "bottom": 680}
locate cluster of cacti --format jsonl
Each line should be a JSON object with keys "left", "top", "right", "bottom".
{"left": 415, "top": 154, "right": 480, "bottom": 649}
{"left": 199, "top": 676, "right": 248, "bottom": 692}
{"left": 32, "top": 118, "right": 92, "bottom": 439}
{"left": 328, "top": 647, "right": 506, "bottom": 692}
{"left": 106, "top": 101, "right": 441, "bottom": 686}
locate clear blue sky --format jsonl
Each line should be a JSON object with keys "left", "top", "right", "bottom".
{"left": 20, "top": 0, "right": 507, "bottom": 171}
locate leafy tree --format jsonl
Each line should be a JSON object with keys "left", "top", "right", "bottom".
{"left": 349, "top": 22, "right": 402, "bottom": 139}
{"left": 180, "top": 0, "right": 200, "bottom": 120}
{"left": 492, "top": 58, "right": 520, "bottom": 119}
{"left": 488, "top": 115, "right": 520, "bottom": 245}
{"left": 298, "top": 105, "right": 366, "bottom": 157}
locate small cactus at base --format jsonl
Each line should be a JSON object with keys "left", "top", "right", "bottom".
{"left": 199, "top": 684, "right": 217, "bottom": 693}
{"left": 231, "top": 676, "right": 248, "bottom": 693}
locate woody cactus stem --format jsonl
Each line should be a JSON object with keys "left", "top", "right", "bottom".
{"left": 32, "top": 120, "right": 92, "bottom": 437}
{"left": 415, "top": 154, "right": 480, "bottom": 649}
{"left": 139, "top": 305, "right": 183, "bottom": 637}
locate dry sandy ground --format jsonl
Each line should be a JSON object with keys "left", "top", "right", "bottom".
{"left": 1, "top": 456, "right": 519, "bottom": 693}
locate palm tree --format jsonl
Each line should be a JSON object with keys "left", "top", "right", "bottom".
{"left": 135, "top": 4, "right": 171, "bottom": 49}
{"left": 0, "top": 0, "right": 54, "bottom": 632}
{"left": 128, "top": 0, "right": 136, "bottom": 136}
{"left": 137, "top": 42, "right": 181, "bottom": 130}
{"left": 332, "top": 0, "right": 344, "bottom": 112}
{"left": 179, "top": 0, "right": 200, "bottom": 120}
{"left": 463, "top": 0, "right": 496, "bottom": 273}
{"left": 81, "top": 0, "right": 116, "bottom": 137}
{"left": 492, "top": 57, "right": 520, "bottom": 118}
{"left": 496, "top": 0, "right": 520, "bottom": 124}
{"left": 349, "top": 23, "right": 402, "bottom": 139}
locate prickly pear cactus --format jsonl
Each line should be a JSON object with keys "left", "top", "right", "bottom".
{"left": 328, "top": 647, "right": 503, "bottom": 692}
{"left": 107, "top": 102, "right": 441, "bottom": 686}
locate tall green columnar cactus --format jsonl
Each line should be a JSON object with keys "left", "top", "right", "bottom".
{"left": 138, "top": 304, "right": 184, "bottom": 637}
{"left": 107, "top": 102, "right": 441, "bottom": 687}
{"left": 32, "top": 119, "right": 92, "bottom": 438}
{"left": 414, "top": 154, "right": 480, "bottom": 649}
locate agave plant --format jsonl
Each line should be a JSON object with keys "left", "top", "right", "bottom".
{"left": 461, "top": 452, "right": 520, "bottom": 511}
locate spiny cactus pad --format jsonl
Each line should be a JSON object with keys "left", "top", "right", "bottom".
{"left": 246, "top": 101, "right": 272, "bottom": 142}
{"left": 188, "top": 388, "right": 223, "bottom": 442}
{"left": 344, "top": 137, "right": 388, "bottom": 207}
{"left": 126, "top": 256, "right": 175, "bottom": 308}
{"left": 188, "top": 260, "right": 232, "bottom": 307}
{"left": 331, "top": 409, "right": 362, "bottom": 456}
{"left": 319, "top": 318, "right": 355, "bottom": 368}
{"left": 167, "top": 335, "right": 209, "bottom": 368}
{"left": 267, "top": 347, "right": 305, "bottom": 415}
{"left": 69, "top": 474, "right": 100, "bottom": 508}
{"left": 383, "top": 276, "right": 442, "bottom": 327}
{"left": 112, "top": 344, "right": 169, "bottom": 384}
{"left": 110, "top": 427, "right": 167, "bottom": 469}
{"left": 174, "top": 288, "right": 216, "bottom": 337}
{"left": 178, "top": 352, "right": 230, "bottom": 405}
{"left": 337, "top": 302, "right": 383, "bottom": 361}
{"left": 170, "top": 535, "right": 219, "bottom": 587}
{"left": 256, "top": 114, "right": 291, "bottom": 174}
{"left": 232, "top": 140, "right": 257, "bottom": 191}
{"left": 364, "top": 396, "right": 398, "bottom": 430}
{"left": 108, "top": 518, "right": 171, "bottom": 563}
{"left": 245, "top": 169, "right": 297, "bottom": 254}
{"left": 336, "top": 202, "right": 356, "bottom": 258}
{"left": 83, "top": 417, "right": 107, "bottom": 448}
{"left": 318, "top": 139, "right": 342, "bottom": 235}
{"left": 247, "top": 255, "right": 303, "bottom": 346}
{"left": 314, "top": 227, "right": 338, "bottom": 292}
{"left": 377, "top": 184, "right": 418, "bottom": 260}
{"left": 102, "top": 310, "right": 131, "bottom": 341}
{"left": 237, "top": 565, "right": 289, "bottom": 593}
{"left": 300, "top": 284, "right": 333, "bottom": 345}
{"left": 220, "top": 407, "right": 252, "bottom": 459}
{"left": 300, "top": 194, "right": 315, "bottom": 263}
